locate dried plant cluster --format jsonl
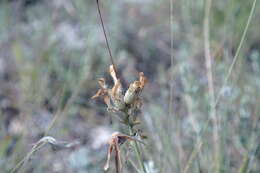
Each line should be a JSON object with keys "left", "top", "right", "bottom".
{"left": 92, "top": 65, "right": 147, "bottom": 126}
{"left": 91, "top": 65, "right": 148, "bottom": 172}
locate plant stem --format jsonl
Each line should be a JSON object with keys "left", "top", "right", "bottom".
{"left": 204, "top": 0, "right": 220, "bottom": 172}
{"left": 128, "top": 125, "right": 147, "bottom": 173}
{"left": 95, "top": 0, "right": 118, "bottom": 75}
{"left": 215, "top": 0, "right": 257, "bottom": 106}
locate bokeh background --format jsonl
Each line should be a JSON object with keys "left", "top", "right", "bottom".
{"left": 0, "top": 0, "right": 260, "bottom": 172}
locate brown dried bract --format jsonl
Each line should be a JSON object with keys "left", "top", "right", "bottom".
{"left": 111, "top": 79, "right": 123, "bottom": 99}
{"left": 91, "top": 78, "right": 112, "bottom": 108}
{"left": 109, "top": 65, "right": 118, "bottom": 84}
{"left": 104, "top": 132, "right": 144, "bottom": 172}
{"left": 139, "top": 72, "right": 148, "bottom": 90}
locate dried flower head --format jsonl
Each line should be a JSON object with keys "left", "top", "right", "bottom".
{"left": 91, "top": 65, "right": 147, "bottom": 115}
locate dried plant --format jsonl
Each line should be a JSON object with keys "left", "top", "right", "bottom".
{"left": 104, "top": 132, "right": 145, "bottom": 173}
{"left": 93, "top": 0, "right": 149, "bottom": 171}
{"left": 92, "top": 65, "right": 148, "bottom": 173}
{"left": 92, "top": 65, "right": 147, "bottom": 122}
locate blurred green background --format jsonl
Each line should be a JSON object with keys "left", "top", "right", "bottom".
{"left": 0, "top": 0, "right": 260, "bottom": 172}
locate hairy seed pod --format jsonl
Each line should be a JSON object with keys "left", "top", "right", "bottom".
{"left": 124, "top": 81, "right": 141, "bottom": 105}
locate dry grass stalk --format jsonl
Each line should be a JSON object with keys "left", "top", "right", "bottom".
{"left": 11, "top": 136, "right": 79, "bottom": 173}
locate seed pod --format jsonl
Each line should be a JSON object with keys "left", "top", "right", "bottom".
{"left": 124, "top": 81, "right": 141, "bottom": 105}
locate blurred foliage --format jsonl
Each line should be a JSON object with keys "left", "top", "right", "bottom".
{"left": 0, "top": 0, "right": 260, "bottom": 172}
